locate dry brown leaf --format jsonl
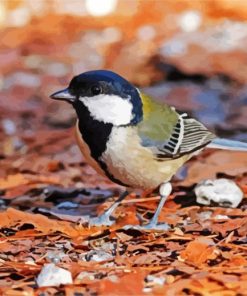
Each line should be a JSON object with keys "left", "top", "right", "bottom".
{"left": 0, "top": 173, "right": 60, "bottom": 190}
{"left": 180, "top": 240, "right": 216, "bottom": 266}
{"left": 99, "top": 269, "right": 147, "bottom": 296}
{"left": 0, "top": 208, "right": 94, "bottom": 237}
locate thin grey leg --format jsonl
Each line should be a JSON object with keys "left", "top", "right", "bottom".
{"left": 89, "top": 190, "right": 129, "bottom": 226}
{"left": 143, "top": 182, "right": 172, "bottom": 230}
{"left": 124, "top": 182, "right": 172, "bottom": 231}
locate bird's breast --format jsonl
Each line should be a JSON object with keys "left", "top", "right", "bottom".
{"left": 101, "top": 126, "right": 190, "bottom": 190}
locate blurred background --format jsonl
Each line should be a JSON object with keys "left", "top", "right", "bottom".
{"left": 1, "top": 0, "right": 247, "bottom": 188}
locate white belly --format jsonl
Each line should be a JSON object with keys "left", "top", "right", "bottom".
{"left": 101, "top": 126, "right": 190, "bottom": 190}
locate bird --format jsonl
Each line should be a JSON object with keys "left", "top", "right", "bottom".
{"left": 50, "top": 69, "right": 247, "bottom": 230}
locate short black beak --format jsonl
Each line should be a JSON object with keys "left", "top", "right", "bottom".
{"left": 50, "top": 88, "right": 76, "bottom": 103}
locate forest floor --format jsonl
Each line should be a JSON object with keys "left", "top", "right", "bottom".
{"left": 1, "top": 2, "right": 247, "bottom": 295}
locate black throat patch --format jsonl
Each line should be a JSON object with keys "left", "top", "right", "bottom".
{"left": 75, "top": 101, "right": 112, "bottom": 160}
{"left": 74, "top": 101, "right": 128, "bottom": 187}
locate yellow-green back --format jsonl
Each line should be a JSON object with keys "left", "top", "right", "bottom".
{"left": 138, "top": 92, "right": 179, "bottom": 143}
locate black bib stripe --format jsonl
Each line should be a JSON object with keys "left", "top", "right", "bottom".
{"left": 75, "top": 102, "right": 129, "bottom": 187}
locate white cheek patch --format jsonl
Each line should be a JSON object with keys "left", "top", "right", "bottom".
{"left": 79, "top": 94, "right": 133, "bottom": 125}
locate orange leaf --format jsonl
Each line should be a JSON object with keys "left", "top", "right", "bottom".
{"left": 0, "top": 208, "right": 93, "bottom": 238}
{"left": 0, "top": 173, "right": 60, "bottom": 190}
{"left": 99, "top": 269, "right": 147, "bottom": 295}
{"left": 180, "top": 240, "right": 216, "bottom": 266}
{"left": 0, "top": 174, "right": 28, "bottom": 190}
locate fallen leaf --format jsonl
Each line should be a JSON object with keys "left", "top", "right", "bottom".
{"left": 180, "top": 240, "right": 216, "bottom": 266}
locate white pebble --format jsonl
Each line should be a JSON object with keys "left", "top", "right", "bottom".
{"left": 195, "top": 178, "right": 243, "bottom": 208}
{"left": 36, "top": 263, "right": 72, "bottom": 287}
{"left": 214, "top": 214, "right": 229, "bottom": 220}
{"left": 146, "top": 274, "right": 166, "bottom": 286}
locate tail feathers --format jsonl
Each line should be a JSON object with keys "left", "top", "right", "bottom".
{"left": 208, "top": 138, "right": 247, "bottom": 152}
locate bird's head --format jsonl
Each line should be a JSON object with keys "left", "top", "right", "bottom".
{"left": 50, "top": 70, "right": 143, "bottom": 126}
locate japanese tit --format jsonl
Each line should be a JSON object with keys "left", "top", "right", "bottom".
{"left": 51, "top": 70, "right": 247, "bottom": 230}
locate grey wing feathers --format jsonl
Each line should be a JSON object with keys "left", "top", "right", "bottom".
{"left": 159, "top": 114, "right": 216, "bottom": 158}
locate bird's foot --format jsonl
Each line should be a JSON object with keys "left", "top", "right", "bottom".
{"left": 141, "top": 222, "right": 171, "bottom": 231}
{"left": 123, "top": 222, "right": 171, "bottom": 231}
{"left": 89, "top": 214, "right": 115, "bottom": 227}
{"left": 88, "top": 191, "right": 129, "bottom": 227}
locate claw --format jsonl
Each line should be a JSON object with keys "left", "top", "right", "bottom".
{"left": 141, "top": 222, "right": 171, "bottom": 231}
{"left": 88, "top": 190, "right": 129, "bottom": 227}
{"left": 89, "top": 214, "right": 115, "bottom": 227}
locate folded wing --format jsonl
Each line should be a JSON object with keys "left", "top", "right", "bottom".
{"left": 159, "top": 113, "right": 216, "bottom": 158}
{"left": 138, "top": 93, "right": 215, "bottom": 160}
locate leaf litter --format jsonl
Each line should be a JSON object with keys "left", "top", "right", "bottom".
{"left": 0, "top": 108, "right": 247, "bottom": 294}
{"left": 0, "top": 1, "right": 247, "bottom": 295}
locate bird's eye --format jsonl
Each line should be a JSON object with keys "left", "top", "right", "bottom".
{"left": 91, "top": 85, "right": 102, "bottom": 95}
